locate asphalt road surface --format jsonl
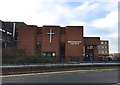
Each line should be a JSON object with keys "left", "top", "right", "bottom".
{"left": 2, "top": 69, "right": 119, "bottom": 84}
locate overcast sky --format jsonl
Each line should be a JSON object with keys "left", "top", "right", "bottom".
{"left": 0, "top": 0, "right": 118, "bottom": 53}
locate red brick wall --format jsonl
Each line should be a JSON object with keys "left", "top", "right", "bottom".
{"left": 41, "top": 26, "right": 60, "bottom": 62}
{"left": 18, "top": 24, "right": 37, "bottom": 54}
{"left": 94, "top": 46, "right": 99, "bottom": 61}
{"left": 36, "top": 27, "right": 42, "bottom": 52}
{"left": 84, "top": 37, "right": 100, "bottom": 61}
{"left": 60, "top": 28, "right": 66, "bottom": 42}
{"left": 84, "top": 37, "right": 100, "bottom": 45}
{"left": 65, "top": 26, "right": 83, "bottom": 62}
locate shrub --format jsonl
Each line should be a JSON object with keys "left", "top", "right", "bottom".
{"left": 2, "top": 48, "right": 41, "bottom": 64}
{"left": 2, "top": 48, "right": 55, "bottom": 65}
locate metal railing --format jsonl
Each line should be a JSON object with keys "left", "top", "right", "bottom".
{"left": 1, "top": 62, "right": 119, "bottom": 69}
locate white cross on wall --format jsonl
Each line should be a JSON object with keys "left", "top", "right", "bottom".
{"left": 47, "top": 29, "right": 55, "bottom": 44}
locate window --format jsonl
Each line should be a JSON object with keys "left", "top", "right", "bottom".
{"left": 43, "top": 53, "right": 46, "bottom": 56}
{"left": 105, "top": 42, "right": 107, "bottom": 44}
{"left": 52, "top": 52, "right": 56, "bottom": 57}
{"left": 90, "top": 46, "right": 93, "bottom": 49}
{"left": 101, "top": 42, "right": 104, "bottom": 44}
{"left": 83, "top": 46, "right": 85, "bottom": 52}
{"left": 42, "top": 52, "right": 56, "bottom": 57}
{"left": 47, "top": 53, "right": 51, "bottom": 57}
{"left": 43, "top": 52, "right": 50, "bottom": 57}
{"left": 86, "top": 46, "right": 93, "bottom": 49}
{"left": 36, "top": 42, "right": 40, "bottom": 45}
{"left": 105, "top": 46, "right": 107, "bottom": 49}
{"left": 105, "top": 51, "right": 108, "bottom": 54}
{"left": 102, "top": 51, "right": 104, "bottom": 54}
{"left": 102, "top": 46, "right": 104, "bottom": 49}
{"left": 87, "top": 46, "right": 90, "bottom": 49}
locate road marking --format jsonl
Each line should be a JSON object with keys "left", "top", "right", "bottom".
{"left": 1, "top": 70, "right": 88, "bottom": 78}
{"left": 1, "top": 69, "right": 118, "bottom": 78}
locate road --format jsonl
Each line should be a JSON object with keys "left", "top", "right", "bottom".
{"left": 2, "top": 69, "right": 119, "bottom": 84}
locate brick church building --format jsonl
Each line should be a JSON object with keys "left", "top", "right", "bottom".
{"left": 18, "top": 23, "right": 100, "bottom": 62}
{"left": 1, "top": 20, "right": 101, "bottom": 62}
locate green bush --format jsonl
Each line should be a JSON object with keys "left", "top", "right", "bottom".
{"left": 2, "top": 48, "right": 55, "bottom": 65}
{"left": 2, "top": 48, "right": 41, "bottom": 64}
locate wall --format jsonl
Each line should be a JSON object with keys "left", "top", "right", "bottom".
{"left": 84, "top": 37, "right": 100, "bottom": 61}
{"left": 41, "top": 26, "right": 60, "bottom": 62}
{"left": 18, "top": 24, "right": 37, "bottom": 54}
{"left": 65, "top": 26, "right": 83, "bottom": 62}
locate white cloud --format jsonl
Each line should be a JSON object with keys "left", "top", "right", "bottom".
{"left": 106, "top": 33, "right": 118, "bottom": 39}
{"left": 75, "top": 2, "right": 100, "bottom": 13}
{"left": 0, "top": 0, "right": 39, "bottom": 21}
{"left": 90, "top": 10, "right": 118, "bottom": 53}
{"left": 68, "top": 21, "right": 86, "bottom": 26}
{"left": 75, "top": 2, "right": 89, "bottom": 11}
{"left": 53, "top": 4, "right": 74, "bottom": 19}
{"left": 91, "top": 11, "right": 118, "bottom": 29}
{"left": 63, "top": 0, "right": 119, "bottom": 2}
{"left": 0, "top": 0, "right": 75, "bottom": 26}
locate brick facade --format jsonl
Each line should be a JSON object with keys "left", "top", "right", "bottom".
{"left": 17, "top": 24, "right": 101, "bottom": 62}
{"left": 65, "top": 26, "right": 83, "bottom": 62}
{"left": 18, "top": 24, "right": 37, "bottom": 54}
{"left": 98, "top": 40, "right": 109, "bottom": 56}
{"left": 84, "top": 37, "right": 100, "bottom": 61}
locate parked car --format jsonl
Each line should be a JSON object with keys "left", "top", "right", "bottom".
{"left": 117, "top": 56, "right": 120, "bottom": 61}
{"left": 99, "top": 56, "right": 108, "bottom": 61}
{"left": 106, "top": 56, "right": 118, "bottom": 61}
{"left": 106, "top": 56, "right": 113, "bottom": 61}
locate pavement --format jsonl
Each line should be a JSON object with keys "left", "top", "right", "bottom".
{"left": 2, "top": 68, "right": 119, "bottom": 84}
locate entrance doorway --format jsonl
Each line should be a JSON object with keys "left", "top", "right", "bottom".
{"left": 84, "top": 46, "right": 94, "bottom": 62}
{"left": 42, "top": 52, "right": 56, "bottom": 63}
